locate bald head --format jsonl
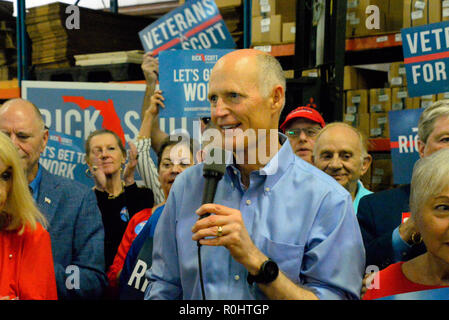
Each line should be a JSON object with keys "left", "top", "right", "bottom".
{"left": 0, "top": 98, "right": 49, "bottom": 182}
{"left": 0, "top": 98, "right": 45, "bottom": 130}
{"left": 213, "top": 49, "right": 286, "bottom": 102}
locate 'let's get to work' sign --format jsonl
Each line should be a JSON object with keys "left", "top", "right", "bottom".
{"left": 402, "top": 21, "right": 449, "bottom": 97}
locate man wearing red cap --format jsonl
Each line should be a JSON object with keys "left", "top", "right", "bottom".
{"left": 280, "top": 106, "right": 325, "bottom": 163}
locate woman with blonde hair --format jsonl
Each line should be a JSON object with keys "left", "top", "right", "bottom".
{"left": 0, "top": 131, "right": 57, "bottom": 300}
{"left": 364, "top": 148, "right": 449, "bottom": 299}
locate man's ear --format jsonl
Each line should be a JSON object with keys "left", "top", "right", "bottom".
{"left": 271, "top": 84, "right": 285, "bottom": 114}
{"left": 40, "top": 128, "right": 49, "bottom": 153}
{"left": 360, "top": 154, "right": 372, "bottom": 176}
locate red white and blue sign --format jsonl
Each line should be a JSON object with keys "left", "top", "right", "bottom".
{"left": 402, "top": 21, "right": 449, "bottom": 97}
{"left": 21, "top": 81, "right": 202, "bottom": 186}
{"left": 388, "top": 109, "right": 424, "bottom": 185}
{"left": 158, "top": 49, "right": 233, "bottom": 118}
{"left": 139, "top": 0, "right": 236, "bottom": 56}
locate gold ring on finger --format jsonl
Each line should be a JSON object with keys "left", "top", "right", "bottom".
{"left": 217, "top": 225, "right": 223, "bottom": 237}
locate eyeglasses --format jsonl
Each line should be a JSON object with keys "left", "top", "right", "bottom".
{"left": 285, "top": 127, "right": 321, "bottom": 138}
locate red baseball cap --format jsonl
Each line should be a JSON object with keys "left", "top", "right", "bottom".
{"left": 280, "top": 106, "right": 326, "bottom": 132}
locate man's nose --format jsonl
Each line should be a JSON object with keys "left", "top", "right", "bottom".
{"left": 328, "top": 156, "right": 343, "bottom": 169}
{"left": 212, "top": 98, "right": 230, "bottom": 118}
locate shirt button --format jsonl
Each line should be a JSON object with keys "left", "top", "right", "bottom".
{"left": 234, "top": 275, "right": 240, "bottom": 281}
{"left": 246, "top": 199, "right": 251, "bottom": 205}
{"left": 9, "top": 254, "right": 12, "bottom": 259}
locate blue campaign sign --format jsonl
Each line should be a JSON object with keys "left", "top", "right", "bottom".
{"left": 21, "top": 81, "right": 202, "bottom": 182}
{"left": 139, "top": 0, "right": 236, "bottom": 56}
{"left": 388, "top": 109, "right": 424, "bottom": 185}
{"left": 40, "top": 130, "right": 93, "bottom": 188}
{"left": 158, "top": 49, "right": 233, "bottom": 118}
{"left": 402, "top": 21, "right": 449, "bottom": 97}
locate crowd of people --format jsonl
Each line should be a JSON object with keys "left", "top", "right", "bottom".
{"left": 0, "top": 48, "right": 448, "bottom": 300}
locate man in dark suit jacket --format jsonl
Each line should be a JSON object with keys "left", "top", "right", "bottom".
{"left": 0, "top": 99, "right": 107, "bottom": 299}
{"left": 357, "top": 100, "right": 449, "bottom": 270}
{"left": 357, "top": 185, "right": 425, "bottom": 270}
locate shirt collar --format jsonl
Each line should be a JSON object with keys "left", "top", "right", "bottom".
{"left": 29, "top": 165, "right": 43, "bottom": 201}
{"left": 226, "top": 133, "right": 294, "bottom": 191}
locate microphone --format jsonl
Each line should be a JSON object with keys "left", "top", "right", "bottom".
{"left": 200, "top": 148, "right": 227, "bottom": 219}
{"left": 198, "top": 147, "right": 227, "bottom": 300}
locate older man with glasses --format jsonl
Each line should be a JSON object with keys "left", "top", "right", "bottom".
{"left": 280, "top": 106, "right": 325, "bottom": 163}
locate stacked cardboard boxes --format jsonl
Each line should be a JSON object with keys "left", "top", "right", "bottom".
{"left": 251, "top": 0, "right": 296, "bottom": 46}
{"left": 0, "top": 1, "right": 16, "bottom": 81}
{"left": 346, "top": 0, "right": 403, "bottom": 38}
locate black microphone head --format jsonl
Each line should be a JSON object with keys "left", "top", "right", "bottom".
{"left": 203, "top": 147, "right": 227, "bottom": 178}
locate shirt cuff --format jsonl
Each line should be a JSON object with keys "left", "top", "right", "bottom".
{"left": 392, "top": 226, "right": 412, "bottom": 262}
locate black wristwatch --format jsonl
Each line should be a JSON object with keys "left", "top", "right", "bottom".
{"left": 247, "top": 258, "right": 279, "bottom": 285}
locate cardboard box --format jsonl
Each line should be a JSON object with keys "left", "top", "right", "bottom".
{"left": 302, "top": 68, "right": 320, "bottom": 78}
{"left": 404, "top": 0, "right": 428, "bottom": 27}
{"left": 429, "top": 0, "right": 442, "bottom": 24}
{"left": 404, "top": 0, "right": 441, "bottom": 27}
{"left": 437, "top": 92, "right": 449, "bottom": 100}
{"left": 443, "top": 0, "right": 449, "bottom": 21}
{"left": 366, "top": 0, "right": 389, "bottom": 36}
{"left": 252, "top": 0, "right": 276, "bottom": 17}
{"left": 282, "top": 22, "right": 296, "bottom": 43}
{"left": 276, "top": 0, "right": 296, "bottom": 23}
{"left": 215, "top": 0, "right": 242, "bottom": 8}
{"left": 252, "top": 0, "right": 296, "bottom": 21}
{"left": 346, "top": 0, "right": 370, "bottom": 38}
{"left": 344, "top": 66, "right": 388, "bottom": 90}
{"left": 389, "top": 62, "right": 407, "bottom": 87}
{"left": 371, "top": 159, "right": 393, "bottom": 187}
{"left": 346, "top": 89, "right": 369, "bottom": 114}
{"left": 387, "top": 0, "right": 404, "bottom": 32}
{"left": 284, "top": 70, "right": 295, "bottom": 79}
{"left": 343, "top": 112, "right": 370, "bottom": 141}
{"left": 370, "top": 112, "right": 390, "bottom": 138}
{"left": 251, "top": 15, "right": 282, "bottom": 45}
{"left": 391, "top": 87, "right": 409, "bottom": 111}
{"left": 406, "top": 97, "right": 421, "bottom": 109}
{"left": 370, "top": 88, "right": 392, "bottom": 113}
{"left": 420, "top": 94, "right": 436, "bottom": 108}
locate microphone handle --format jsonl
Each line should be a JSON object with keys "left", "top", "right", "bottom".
{"left": 200, "top": 177, "right": 220, "bottom": 219}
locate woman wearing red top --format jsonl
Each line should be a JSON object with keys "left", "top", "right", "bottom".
{"left": 0, "top": 131, "right": 57, "bottom": 300}
{"left": 364, "top": 148, "right": 449, "bottom": 300}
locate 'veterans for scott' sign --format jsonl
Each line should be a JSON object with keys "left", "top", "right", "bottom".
{"left": 402, "top": 21, "right": 449, "bottom": 97}
{"left": 139, "top": 0, "right": 235, "bottom": 56}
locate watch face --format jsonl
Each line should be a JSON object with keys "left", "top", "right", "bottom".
{"left": 263, "top": 260, "right": 279, "bottom": 282}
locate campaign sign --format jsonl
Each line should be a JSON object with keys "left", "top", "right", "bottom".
{"left": 139, "top": 0, "right": 236, "bottom": 56}
{"left": 159, "top": 49, "right": 233, "bottom": 118}
{"left": 388, "top": 109, "right": 424, "bottom": 185}
{"left": 40, "top": 130, "right": 93, "bottom": 188}
{"left": 402, "top": 21, "right": 449, "bottom": 97}
{"left": 21, "top": 81, "right": 202, "bottom": 179}
{"left": 377, "top": 287, "right": 449, "bottom": 300}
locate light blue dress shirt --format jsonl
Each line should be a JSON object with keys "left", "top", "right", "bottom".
{"left": 353, "top": 180, "right": 372, "bottom": 215}
{"left": 146, "top": 136, "right": 366, "bottom": 300}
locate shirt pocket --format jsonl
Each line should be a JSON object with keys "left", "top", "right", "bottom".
{"left": 253, "top": 233, "right": 304, "bottom": 284}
